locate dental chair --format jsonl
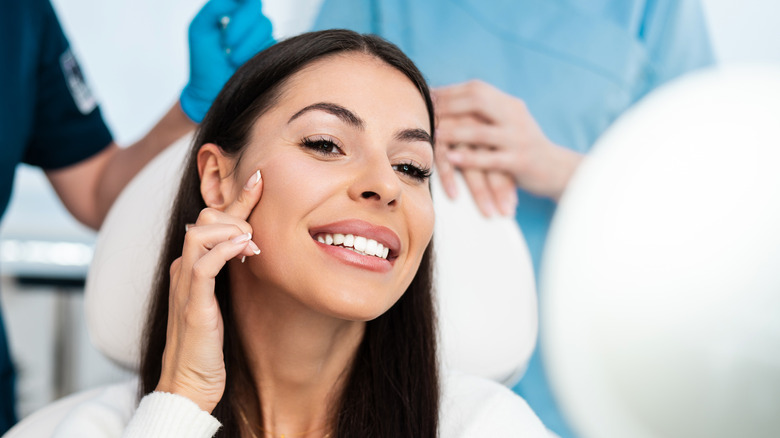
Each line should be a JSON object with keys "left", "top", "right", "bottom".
{"left": 5, "top": 133, "right": 538, "bottom": 436}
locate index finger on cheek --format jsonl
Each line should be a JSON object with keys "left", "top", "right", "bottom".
{"left": 224, "top": 169, "right": 263, "bottom": 220}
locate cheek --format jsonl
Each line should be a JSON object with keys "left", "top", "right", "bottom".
{"left": 245, "top": 154, "right": 341, "bottom": 242}
{"left": 410, "top": 190, "right": 435, "bottom": 250}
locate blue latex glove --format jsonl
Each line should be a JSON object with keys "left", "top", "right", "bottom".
{"left": 181, "top": 0, "right": 275, "bottom": 123}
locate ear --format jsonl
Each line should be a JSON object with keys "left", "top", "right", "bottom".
{"left": 197, "top": 143, "right": 237, "bottom": 210}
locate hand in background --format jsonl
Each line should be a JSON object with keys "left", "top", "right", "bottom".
{"left": 433, "top": 80, "right": 583, "bottom": 214}
{"left": 181, "top": 0, "right": 275, "bottom": 123}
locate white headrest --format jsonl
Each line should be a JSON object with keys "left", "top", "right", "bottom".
{"left": 86, "top": 133, "right": 537, "bottom": 384}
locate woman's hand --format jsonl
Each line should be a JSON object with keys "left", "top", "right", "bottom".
{"left": 155, "top": 170, "right": 264, "bottom": 413}
{"left": 433, "top": 80, "right": 583, "bottom": 210}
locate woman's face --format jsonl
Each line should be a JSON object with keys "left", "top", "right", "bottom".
{"left": 231, "top": 53, "right": 434, "bottom": 321}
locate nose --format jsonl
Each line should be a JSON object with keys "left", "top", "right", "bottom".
{"left": 348, "top": 154, "right": 402, "bottom": 207}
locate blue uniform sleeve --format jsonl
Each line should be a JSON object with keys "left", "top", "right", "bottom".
{"left": 23, "top": 0, "right": 113, "bottom": 170}
{"left": 635, "top": 0, "right": 716, "bottom": 97}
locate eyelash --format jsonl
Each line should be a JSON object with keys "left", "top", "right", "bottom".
{"left": 300, "top": 136, "right": 432, "bottom": 182}
{"left": 393, "top": 162, "right": 432, "bottom": 182}
{"left": 300, "top": 136, "right": 342, "bottom": 155}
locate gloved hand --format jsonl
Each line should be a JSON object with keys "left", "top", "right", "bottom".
{"left": 181, "top": 0, "right": 275, "bottom": 123}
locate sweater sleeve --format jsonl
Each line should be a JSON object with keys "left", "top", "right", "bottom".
{"left": 51, "top": 381, "right": 221, "bottom": 438}
{"left": 122, "top": 392, "right": 221, "bottom": 438}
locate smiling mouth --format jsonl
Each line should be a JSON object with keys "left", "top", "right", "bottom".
{"left": 314, "top": 233, "right": 390, "bottom": 260}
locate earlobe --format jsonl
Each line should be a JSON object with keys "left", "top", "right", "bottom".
{"left": 197, "top": 143, "right": 236, "bottom": 210}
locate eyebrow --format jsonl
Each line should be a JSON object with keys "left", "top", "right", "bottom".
{"left": 396, "top": 128, "right": 433, "bottom": 146}
{"left": 288, "top": 102, "right": 364, "bottom": 129}
{"left": 288, "top": 101, "right": 432, "bottom": 146}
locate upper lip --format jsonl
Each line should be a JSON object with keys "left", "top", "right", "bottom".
{"left": 309, "top": 219, "right": 402, "bottom": 257}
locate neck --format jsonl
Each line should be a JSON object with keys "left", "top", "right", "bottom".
{"left": 230, "top": 271, "right": 364, "bottom": 437}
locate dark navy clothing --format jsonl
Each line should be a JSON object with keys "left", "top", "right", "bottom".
{"left": 1, "top": 0, "right": 112, "bottom": 432}
{"left": 1, "top": 0, "right": 112, "bottom": 217}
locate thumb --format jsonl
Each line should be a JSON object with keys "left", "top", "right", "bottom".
{"left": 224, "top": 170, "right": 263, "bottom": 219}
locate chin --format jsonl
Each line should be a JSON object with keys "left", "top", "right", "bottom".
{"left": 305, "top": 288, "right": 401, "bottom": 322}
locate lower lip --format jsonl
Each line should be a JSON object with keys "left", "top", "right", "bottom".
{"left": 315, "top": 241, "right": 393, "bottom": 273}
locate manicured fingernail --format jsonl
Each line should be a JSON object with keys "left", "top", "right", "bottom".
{"left": 231, "top": 232, "right": 252, "bottom": 244}
{"left": 248, "top": 240, "right": 261, "bottom": 255}
{"left": 184, "top": 223, "right": 195, "bottom": 232}
{"left": 501, "top": 200, "right": 517, "bottom": 216}
{"left": 445, "top": 182, "right": 458, "bottom": 199}
{"left": 483, "top": 202, "right": 497, "bottom": 217}
{"left": 244, "top": 170, "right": 262, "bottom": 190}
{"left": 241, "top": 256, "right": 246, "bottom": 263}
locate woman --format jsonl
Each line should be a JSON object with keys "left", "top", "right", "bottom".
{"left": 52, "top": 30, "right": 547, "bottom": 437}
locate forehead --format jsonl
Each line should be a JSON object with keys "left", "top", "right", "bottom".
{"left": 275, "top": 53, "right": 430, "bottom": 129}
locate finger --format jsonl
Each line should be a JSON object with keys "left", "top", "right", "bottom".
{"left": 193, "top": 208, "right": 251, "bottom": 235}
{"left": 224, "top": 169, "right": 264, "bottom": 220}
{"left": 436, "top": 118, "right": 504, "bottom": 150}
{"left": 181, "top": 224, "right": 256, "bottom": 269}
{"left": 188, "top": 234, "right": 253, "bottom": 305}
{"left": 190, "top": 0, "right": 242, "bottom": 45}
{"left": 224, "top": 1, "right": 275, "bottom": 66}
{"left": 447, "top": 147, "right": 514, "bottom": 174}
{"left": 462, "top": 169, "right": 497, "bottom": 217}
{"left": 432, "top": 80, "right": 506, "bottom": 123}
{"left": 486, "top": 172, "right": 518, "bottom": 216}
{"left": 434, "top": 140, "right": 458, "bottom": 199}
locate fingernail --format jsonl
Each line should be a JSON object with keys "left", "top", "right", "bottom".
{"left": 444, "top": 181, "right": 458, "bottom": 199}
{"left": 231, "top": 232, "right": 252, "bottom": 244}
{"left": 502, "top": 200, "right": 517, "bottom": 216}
{"left": 483, "top": 202, "right": 497, "bottom": 217}
{"left": 248, "top": 240, "right": 261, "bottom": 255}
{"left": 241, "top": 256, "right": 246, "bottom": 263}
{"left": 184, "top": 223, "right": 194, "bottom": 232}
{"left": 244, "top": 170, "right": 262, "bottom": 190}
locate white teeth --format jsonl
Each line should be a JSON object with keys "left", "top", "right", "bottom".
{"left": 365, "top": 239, "right": 377, "bottom": 256}
{"left": 354, "top": 236, "right": 367, "bottom": 252}
{"left": 315, "top": 232, "right": 390, "bottom": 260}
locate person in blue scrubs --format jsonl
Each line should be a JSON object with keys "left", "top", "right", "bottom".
{"left": 312, "top": 1, "right": 714, "bottom": 436}
{"left": 0, "top": 0, "right": 272, "bottom": 432}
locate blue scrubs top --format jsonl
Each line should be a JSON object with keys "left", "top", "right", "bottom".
{"left": 313, "top": 1, "right": 714, "bottom": 436}
{"left": 0, "top": 0, "right": 112, "bottom": 432}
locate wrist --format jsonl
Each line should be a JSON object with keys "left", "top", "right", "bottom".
{"left": 519, "top": 142, "right": 582, "bottom": 201}
{"left": 156, "top": 373, "right": 222, "bottom": 414}
{"left": 544, "top": 144, "right": 583, "bottom": 201}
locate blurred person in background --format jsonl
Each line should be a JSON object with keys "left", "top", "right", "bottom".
{"left": 311, "top": 0, "right": 714, "bottom": 436}
{"left": 0, "top": 0, "right": 273, "bottom": 432}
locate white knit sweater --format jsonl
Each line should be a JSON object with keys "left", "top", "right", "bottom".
{"left": 48, "top": 371, "right": 548, "bottom": 437}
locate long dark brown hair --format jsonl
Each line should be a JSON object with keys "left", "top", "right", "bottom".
{"left": 140, "top": 29, "right": 438, "bottom": 437}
